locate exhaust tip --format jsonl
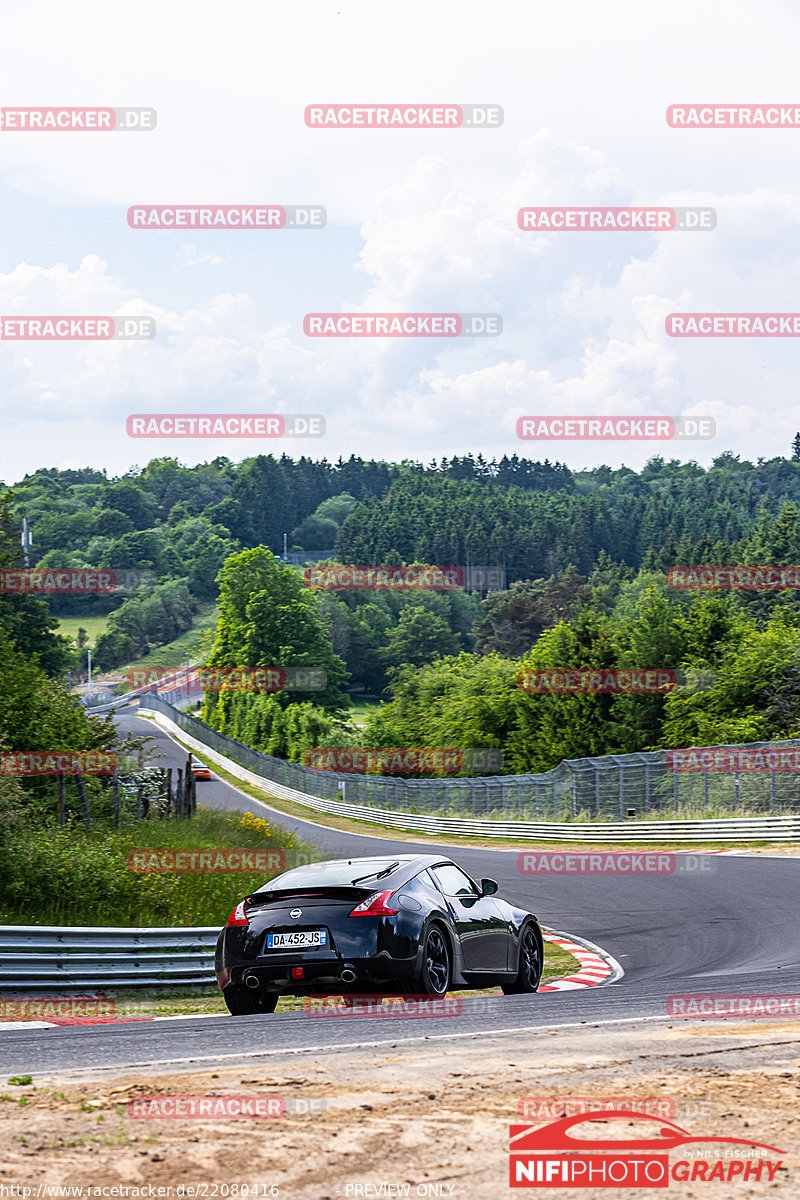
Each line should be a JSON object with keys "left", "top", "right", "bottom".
{"left": 244, "top": 972, "right": 260, "bottom": 990}
{"left": 340, "top": 968, "right": 357, "bottom": 984}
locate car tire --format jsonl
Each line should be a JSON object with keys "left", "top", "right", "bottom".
{"left": 222, "top": 986, "right": 279, "bottom": 1015}
{"left": 412, "top": 924, "right": 452, "bottom": 997}
{"left": 502, "top": 922, "right": 543, "bottom": 995}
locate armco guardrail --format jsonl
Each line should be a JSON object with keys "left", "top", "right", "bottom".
{"left": 140, "top": 699, "right": 800, "bottom": 841}
{"left": 0, "top": 926, "right": 219, "bottom": 989}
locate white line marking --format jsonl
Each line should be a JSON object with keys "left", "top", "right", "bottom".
{"left": 41, "top": 1014, "right": 689, "bottom": 1076}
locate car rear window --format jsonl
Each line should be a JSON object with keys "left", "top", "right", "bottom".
{"left": 266, "top": 858, "right": 406, "bottom": 889}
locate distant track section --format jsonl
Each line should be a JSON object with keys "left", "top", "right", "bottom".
{"left": 141, "top": 703, "right": 800, "bottom": 842}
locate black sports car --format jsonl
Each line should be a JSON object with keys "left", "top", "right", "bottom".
{"left": 215, "top": 853, "right": 543, "bottom": 1014}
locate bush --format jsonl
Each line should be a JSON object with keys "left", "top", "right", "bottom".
{"left": 0, "top": 807, "right": 315, "bottom": 926}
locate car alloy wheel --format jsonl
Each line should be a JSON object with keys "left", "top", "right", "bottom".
{"left": 422, "top": 926, "right": 451, "bottom": 996}
{"left": 520, "top": 925, "right": 542, "bottom": 988}
{"left": 503, "top": 923, "right": 542, "bottom": 995}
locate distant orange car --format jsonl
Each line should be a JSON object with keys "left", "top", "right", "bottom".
{"left": 189, "top": 759, "right": 211, "bottom": 781}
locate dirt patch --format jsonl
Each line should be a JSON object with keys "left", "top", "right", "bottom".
{"left": 0, "top": 1018, "right": 797, "bottom": 1196}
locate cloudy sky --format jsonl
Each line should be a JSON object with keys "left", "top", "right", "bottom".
{"left": 2, "top": 0, "right": 800, "bottom": 482}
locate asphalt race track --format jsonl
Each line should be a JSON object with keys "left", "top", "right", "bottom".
{"left": 2, "top": 700, "right": 799, "bottom": 1076}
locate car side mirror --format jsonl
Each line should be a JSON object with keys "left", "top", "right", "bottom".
{"left": 481, "top": 878, "right": 498, "bottom": 896}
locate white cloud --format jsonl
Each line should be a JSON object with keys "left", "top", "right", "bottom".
{"left": 179, "top": 243, "right": 223, "bottom": 268}
{"left": 3, "top": 0, "right": 800, "bottom": 475}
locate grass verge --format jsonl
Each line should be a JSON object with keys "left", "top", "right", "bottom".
{"left": 56, "top": 615, "right": 109, "bottom": 650}
{"left": 114, "top": 605, "right": 219, "bottom": 693}
{"left": 0, "top": 807, "right": 318, "bottom": 927}
{"left": 347, "top": 696, "right": 383, "bottom": 727}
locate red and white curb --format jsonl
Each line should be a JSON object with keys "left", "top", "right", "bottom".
{"left": 539, "top": 929, "right": 623, "bottom": 992}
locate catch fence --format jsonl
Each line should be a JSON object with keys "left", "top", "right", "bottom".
{"left": 139, "top": 695, "right": 800, "bottom": 821}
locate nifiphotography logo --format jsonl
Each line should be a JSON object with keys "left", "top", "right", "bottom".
{"left": 509, "top": 1111, "right": 785, "bottom": 1187}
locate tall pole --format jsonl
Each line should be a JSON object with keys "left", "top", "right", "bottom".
{"left": 283, "top": 531, "right": 288, "bottom": 560}
{"left": 87, "top": 648, "right": 93, "bottom": 697}
{"left": 20, "top": 516, "right": 32, "bottom": 567}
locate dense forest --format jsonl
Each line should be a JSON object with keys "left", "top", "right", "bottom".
{"left": 16, "top": 451, "right": 800, "bottom": 596}
{"left": 0, "top": 491, "right": 120, "bottom": 825}
{"left": 8, "top": 447, "right": 800, "bottom": 775}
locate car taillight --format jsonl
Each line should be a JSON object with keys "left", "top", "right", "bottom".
{"left": 347, "top": 889, "right": 400, "bottom": 917}
{"left": 227, "top": 900, "right": 249, "bottom": 927}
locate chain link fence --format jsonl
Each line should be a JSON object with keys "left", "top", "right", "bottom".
{"left": 139, "top": 695, "right": 800, "bottom": 821}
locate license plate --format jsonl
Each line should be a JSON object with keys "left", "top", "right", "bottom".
{"left": 266, "top": 930, "right": 327, "bottom": 950}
